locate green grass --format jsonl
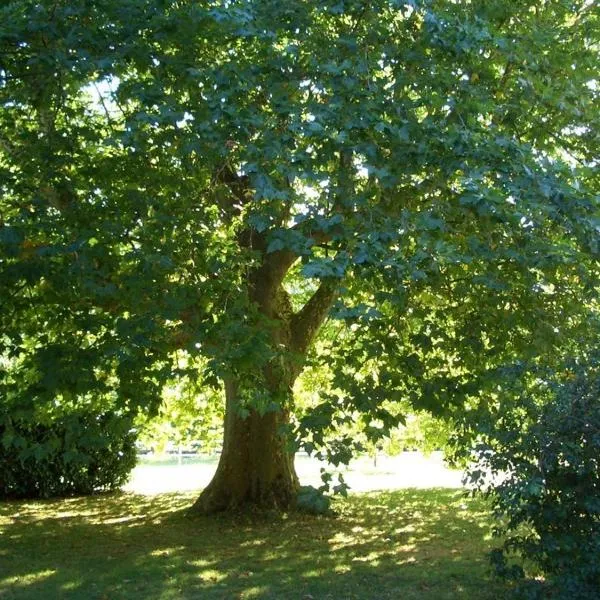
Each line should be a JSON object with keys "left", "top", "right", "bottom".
{"left": 0, "top": 489, "right": 508, "bottom": 599}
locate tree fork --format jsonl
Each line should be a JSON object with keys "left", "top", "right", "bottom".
{"left": 191, "top": 277, "right": 339, "bottom": 514}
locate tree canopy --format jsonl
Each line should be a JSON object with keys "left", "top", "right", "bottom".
{"left": 1, "top": 0, "right": 598, "bottom": 508}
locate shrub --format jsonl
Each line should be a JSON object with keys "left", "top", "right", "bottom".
{"left": 0, "top": 406, "right": 137, "bottom": 499}
{"left": 469, "top": 360, "right": 600, "bottom": 599}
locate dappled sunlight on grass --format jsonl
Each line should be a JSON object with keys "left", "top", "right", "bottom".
{"left": 1, "top": 570, "right": 57, "bottom": 589}
{"left": 0, "top": 489, "right": 507, "bottom": 599}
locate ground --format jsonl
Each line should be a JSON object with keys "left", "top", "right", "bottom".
{"left": 0, "top": 486, "right": 508, "bottom": 599}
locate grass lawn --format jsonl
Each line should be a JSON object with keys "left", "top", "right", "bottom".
{"left": 126, "top": 452, "right": 463, "bottom": 494}
{"left": 0, "top": 489, "right": 508, "bottom": 599}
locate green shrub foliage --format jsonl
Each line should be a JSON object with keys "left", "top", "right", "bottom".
{"left": 470, "top": 360, "right": 600, "bottom": 599}
{"left": 0, "top": 406, "right": 137, "bottom": 499}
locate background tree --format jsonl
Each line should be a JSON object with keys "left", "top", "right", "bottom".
{"left": 137, "top": 358, "right": 224, "bottom": 456}
{"left": 0, "top": 0, "right": 598, "bottom": 510}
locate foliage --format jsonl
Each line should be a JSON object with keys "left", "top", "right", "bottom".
{"left": 136, "top": 358, "right": 224, "bottom": 454}
{"left": 0, "top": 0, "right": 598, "bottom": 494}
{"left": 467, "top": 356, "right": 600, "bottom": 599}
{"left": 0, "top": 401, "right": 136, "bottom": 498}
{"left": 385, "top": 412, "right": 452, "bottom": 455}
{"left": 295, "top": 362, "right": 452, "bottom": 460}
{"left": 0, "top": 328, "right": 138, "bottom": 498}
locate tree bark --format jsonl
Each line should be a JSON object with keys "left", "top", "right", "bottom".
{"left": 189, "top": 377, "right": 299, "bottom": 514}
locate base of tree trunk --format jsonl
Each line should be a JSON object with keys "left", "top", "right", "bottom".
{"left": 189, "top": 381, "right": 300, "bottom": 515}
{"left": 190, "top": 466, "right": 299, "bottom": 515}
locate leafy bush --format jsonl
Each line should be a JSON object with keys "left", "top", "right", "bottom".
{"left": 0, "top": 406, "right": 137, "bottom": 499}
{"left": 469, "top": 360, "right": 600, "bottom": 599}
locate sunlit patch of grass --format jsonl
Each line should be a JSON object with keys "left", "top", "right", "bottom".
{"left": 0, "top": 489, "right": 508, "bottom": 599}
{"left": 1, "top": 569, "right": 57, "bottom": 589}
{"left": 197, "top": 569, "right": 227, "bottom": 583}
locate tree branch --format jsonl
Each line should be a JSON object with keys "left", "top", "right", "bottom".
{"left": 261, "top": 248, "right": 298, "bottom": 288}
{"left": 290, "top": 278, "right": 339, "bottom": 354}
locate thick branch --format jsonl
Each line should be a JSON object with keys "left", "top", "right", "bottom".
{"left": 285, "top": 152, "right": 352, "bottom": 349}
{"left": 258, "top": 249, "right": 298, "bottom": 293}
{"left": 252, "top": 216, "right": 346, "bottom": 304}
{"left": 251, "top": 224, "right": 340, "bottom": 303}
{"left": 290, "top": 279, "right": 339, "bottom": 355}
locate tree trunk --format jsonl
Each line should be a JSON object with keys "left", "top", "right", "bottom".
{"left": 190, "top": 378, "right": 299, "bottom": 514}
{"left": 190, "top": 236, "right": 338, "bottom": 514}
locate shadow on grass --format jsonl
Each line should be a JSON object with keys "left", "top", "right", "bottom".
{"left": 0, "top": 489, "right": 506, "bottom": 599}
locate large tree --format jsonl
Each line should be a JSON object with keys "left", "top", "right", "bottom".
{"left": 1, "top": 0, "right": 598, "bottom": 511}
